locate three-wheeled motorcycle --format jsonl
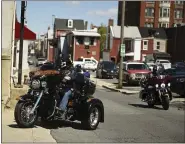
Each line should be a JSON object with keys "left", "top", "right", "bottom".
{"left": 14, "top": 69, "right": 104, "bottom": 130}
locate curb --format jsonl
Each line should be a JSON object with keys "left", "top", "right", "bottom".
{"left": 102, "top": 85, "right": 139, "bottom": 95}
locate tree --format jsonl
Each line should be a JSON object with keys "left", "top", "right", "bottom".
{"left": 98, "top": 24, "right": 107, "bottom": 52}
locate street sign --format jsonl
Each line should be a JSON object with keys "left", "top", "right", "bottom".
{"left": 120, "top": 44, "right": 125, "bottom": 57}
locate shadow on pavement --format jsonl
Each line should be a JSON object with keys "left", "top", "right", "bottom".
{"left": 8, "top": 124, "right": 37, "bottom": 129}
{"left": 36, "top": 120, "right": 85, "bottom": 130}
{"left": 113, "top": 82, "right": 139, "bottom": 87}
{"left": 128, "top": 103, "right": 163, "bottom": 110}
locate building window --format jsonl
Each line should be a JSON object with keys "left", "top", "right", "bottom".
{"left": 174, "top": 9, "right": 183, "bottom": 19}
{"left": 158, "top": 23, "right": 169, "bottom": 28}
{"left": 90, "top": 37, "right": 96, "bottom": 46}
{"left": 145, "top": 8, "right": 154, "bottom": 17}
{"left": 160, "top": 8, "right": 170, "bottom": 17}
{"left": 76, "top": 36, "right": 84, "bottom": 45}
{"left": 174, "top": 1, "right": 184, "bottom": 4}
{"left": 144, "top": 23, "right": 154, "bottom": 28}
{"left": 125, "top": 39, "right": 133, "bottom": 52}
{"left": 156, "top": 41, "right": 160, "bottom": 49}
{"left": 160, "top": 1, "right": 170, "bottom": 3}
{"left": 143, "top": 40, "right": 148, "bottom": 50}
{"left": 68, "top": 19, "right": 73, "bottom": 28}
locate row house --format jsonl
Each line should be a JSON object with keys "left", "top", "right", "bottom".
{"left": 47, "top": 18, "right": 87, "bottom": 62}
{"left": 138, "top": 27, "right": 167, "bottom": 61}
{"left": 106, "top": 25, "right": 142, "bottom": 63}
{"left": 105, "top": 19, "right": 167, "bottom": 63}
{"left": 65, "top": 29, "right": 101, "bottom": 61}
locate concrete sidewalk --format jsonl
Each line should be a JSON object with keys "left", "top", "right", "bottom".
{"left": 2, "top": 110, "right": 56, "bottom": 143}
{"left": 90, "top": 76, "right": 140, "bottom": 94}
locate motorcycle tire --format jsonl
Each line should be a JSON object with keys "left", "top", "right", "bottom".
{"left": 161, "top": 95, "right": 170, "bottom": 110}
{"left": 81, "top": 106, "right": 100, "bottom": 130}
{"left": 14, "top": 102, "right": 38, "bottom": 128}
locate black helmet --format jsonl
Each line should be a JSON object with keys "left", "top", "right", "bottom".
{"left": 153, "top": 65, "right": 157, "bottom": 75}
{"left": 75, "top": 64, "right": 82, "bottom": 72}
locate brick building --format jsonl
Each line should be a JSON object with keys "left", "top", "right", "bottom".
{"left": 65, "top": 29, "right": 101, "bottom": 61}
{"left": 118, "top": 1, "right": 185, "bottom": 28}
{"left": 47, "top": 18, "right": 87, "bottom": 62}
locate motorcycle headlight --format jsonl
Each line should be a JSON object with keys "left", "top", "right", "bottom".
{"left": 168, "top": 83, "right": 171, "bottom": 87}
{"left": 41, "top": 81, "right": 47, "bottom": 88}
{"left": 161, "top": 83, "right": 165, "bottom": 88}
{"left": 130, "top": 74, "right": 135, "bottom": 78}
{"left": 31, "top": 80, "right": 40, "bottom": 89}
{"left": 155, "top": 84, "right": 159, "bottom": 88}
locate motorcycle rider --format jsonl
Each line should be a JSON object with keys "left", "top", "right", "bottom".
{"left": 58, "top": 64, "right": 83, "bottom": 119}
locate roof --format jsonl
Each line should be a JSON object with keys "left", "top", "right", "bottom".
{"left": 69, "top": 31, "right": 100, "bottom": 37}
{"left": 138, "top": 27, "right": 167, "bottom": 39}
{"left": 110, "top": 25, "right": 141, "bottom": 39}
{"left": 15, "top": 21, "right": 36, "bottom": 40}
{"left": 54, "top": 18, "right": 85, "bottom": 30}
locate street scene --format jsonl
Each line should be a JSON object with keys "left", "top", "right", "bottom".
{"left": 2, "top": 0, "right": 185, "bottom": 143}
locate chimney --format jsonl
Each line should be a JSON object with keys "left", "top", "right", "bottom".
{"left": 90, "top": 23, "right": 94, "bottom": 29}
{"left": 108, "top": 19, "right": 114, "bottom": 26}
{"left": 85, "top": 21, "right": 88, "bottom": 30}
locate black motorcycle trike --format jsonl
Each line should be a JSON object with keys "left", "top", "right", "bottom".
{"left": 139, "top": 74, "right": 173, "bottom": 110}
{"left": 14, "top": 69, "right": 104, "bottom": 130}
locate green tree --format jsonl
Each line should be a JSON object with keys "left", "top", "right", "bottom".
{"left": 98, "top": 24, "right": 107, "bottom": 52}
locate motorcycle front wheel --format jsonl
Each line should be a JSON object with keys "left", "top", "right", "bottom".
{"left": 14, "top": 102, "right": 38, "bottom": 128}
{"left": 161, "top": 95, "right": 170, "bottom": 110}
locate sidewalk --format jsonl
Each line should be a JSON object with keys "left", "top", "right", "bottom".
{"left": 2, "top": 110, "right": 56, "bottom": 143}
{"left": 90, "top": 76, "right": 140, "bottom": 94}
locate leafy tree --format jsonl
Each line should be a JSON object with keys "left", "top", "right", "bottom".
{"left": 98, "top": 24, "right": 107, "bottom": 52}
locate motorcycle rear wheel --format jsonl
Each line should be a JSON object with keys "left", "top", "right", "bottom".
{"left": 14, "top": 102, "right": 38, "bottom": 128}
{"left": 81, "top": 106, "right": 100, "bottom": 130}
{"left": 161, "top": 95, "right": 170, "bottom": 110}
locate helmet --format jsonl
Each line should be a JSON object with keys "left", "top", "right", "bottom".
{"left": 153, "top": 65, "right": 157, "bottom": 75}
{"left": 75, "top": 64, "right": 82, "bottom": 72}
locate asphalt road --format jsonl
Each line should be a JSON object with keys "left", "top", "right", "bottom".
{"left": 49, "top": 86, "right": 185, "bottom": 143}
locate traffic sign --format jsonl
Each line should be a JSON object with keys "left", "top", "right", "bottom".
{"left": 120, "top": 44, "right": 125, "bottom": 56}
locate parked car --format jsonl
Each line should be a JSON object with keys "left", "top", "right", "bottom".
{"left": 163, "top": 67, "right": 185, "bottom": 97}
{"left": 156, "top": 59, "right": 171, "bottom": 70}
{"left": 172, "top": 62, "right": 185, "bottom": 69}
{"left": 96, "top": 61, "right": 117, "bottom": 79}
{"left": 73, "top": 57, "right": 98, "bottom": 68}
{"left": 37, "top": 58, "right": 47, "bottom": 66}
{"left": 83, "top": 60, "right": 97, "bottom": 71}
{"left": 118, "top": 61, "right": 151, "bottom": 85}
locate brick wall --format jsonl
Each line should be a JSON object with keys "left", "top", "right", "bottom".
{"left": 74, "top": 38, "right": 100, "bottom": 61}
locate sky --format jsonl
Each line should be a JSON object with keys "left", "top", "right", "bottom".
{"left": 16, "top": 1, "right": 118, "bottom": 35}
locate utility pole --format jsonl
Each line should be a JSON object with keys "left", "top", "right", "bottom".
{"left": 17, "top": 1, "right": 26, "bottom": 86}
{"left": 118, "top": 0, "right": 125, "bottom": 88}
